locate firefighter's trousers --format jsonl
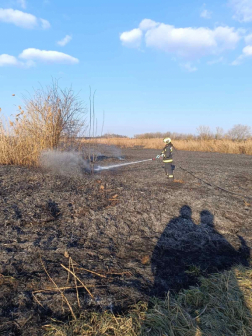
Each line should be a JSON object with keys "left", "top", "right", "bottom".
{"left": 164, "top": 161, "right": 174, "bottom": 179}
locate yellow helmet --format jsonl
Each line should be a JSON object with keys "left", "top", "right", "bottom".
{"left": 163, "top": 137, "right": 171, "bottom": 144}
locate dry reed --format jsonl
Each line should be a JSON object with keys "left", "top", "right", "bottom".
{"left": 82, "top": 138, "right": 252, "bottom": 155}
{"left": 0, "top": 81, "right": 85, "bottom": 167}
{"left": 0, "top": 111, "right": 61, "bottom": 166}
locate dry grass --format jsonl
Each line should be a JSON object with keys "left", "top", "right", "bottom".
{"left": 0, "top": 110, "right": 67, "bottom": 167}
{"left": 1, "top": 121, "right": 44, "bottom": 167}
{"left": 0, "top": 82, "right": 85, "bottom": 167}
{"left": 44, "top": 266, "right": 252, "bottom": 336}
{"left": 1, "top": 127, "right": 251, "bottom": 167}
{"left": 1, "top": 129, "right": 251, "bottom": 167}
{"left": 82, "top": 138, "right": 252, "bottom": 155}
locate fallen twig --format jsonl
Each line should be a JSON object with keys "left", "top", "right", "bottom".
{"left": 61, "top": 264, "right": 94, "bottom": 299}
{"left": 107, "top": 271, "right": 133, "bottom": 277}
{"left": 33, "top": 285, "right": 96, "bottom": 294}
{"left": 70, "top": 258, "right": 81, "bottom": 308}
{"left": 40, "top": 257, "right": 76, "bottom": 320}
{"left": 72, "top": 259, "right": 106, "bottom": 278}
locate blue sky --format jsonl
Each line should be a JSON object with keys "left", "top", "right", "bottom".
{"left": 0, "top": 0, "right": 252, "bottom": 136}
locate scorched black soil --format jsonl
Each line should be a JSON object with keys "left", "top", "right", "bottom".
{"left": 0, "top": 149, "right": 251, "bottom": 335}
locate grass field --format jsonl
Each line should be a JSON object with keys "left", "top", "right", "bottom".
{"left": 82, "top": 138, "right": 252, "bottom": 155}
{"left": 1, "top": 128, "right": 251, "bottom": 168}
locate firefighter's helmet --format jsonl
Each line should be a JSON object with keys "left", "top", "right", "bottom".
{"left": 163, "top": 137, "right": 171, "bottom": 144}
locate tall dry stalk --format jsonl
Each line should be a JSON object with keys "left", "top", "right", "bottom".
{"left": 87, "top": 87, "right": 98, "bottom": 163}
{"left": 0, "top": 81, "right": 86, "bottom": 166}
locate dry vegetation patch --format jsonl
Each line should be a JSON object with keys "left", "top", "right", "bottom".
{"left": 82, "top": 138, "right": 252, "bottom": 155}
{"left": 0, "top": 81, "right": 85, "bottom": 167}
{"left": 44, "top": 267, "right": 252, "bottom": 336}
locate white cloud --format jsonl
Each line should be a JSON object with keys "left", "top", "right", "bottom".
{"left": 17, "top": 0, "right": 27, "bottom": 9}
{"left": 0, "top": 48, "right": 79, "bottom": 67}
{"left": 200, "top": 9, "right": 212, "bottom": 19}
{"left": 0, "top": 54, "right": 20, "bottom": 67}
{"left": 19, "top": 48, "right": 79, "bottom": 64}
{"left": 144, "top": 22, "right": 240, "bottom": 59}
{"left": 245, "top": 33, "right": 252, "bottom": 44}
{"left": 232, "top": 45, "right": 252, "bottom": 64}
{"left": 0, "top": 8, "right": 50, "bottom": 29}
{"left": 0, "top": 54, "right": 34, "bottom": 68}
{"left": 121, "top": 19, "right": 241, "bottom": 60}
{"left": 229, "top": 0, "right": 252, "bottom": 22}
{"left": 139, "top": 19, "right": 159, "bottom": 31}
{"left": 57, "top": 35, "right": 72, "bottom": 46}
{"left": 243, "top": 45, "right": 252, "bottom": 55}
{"left": 120, "top": 28, "right": 142, "bottom": 48}
{"left": 180, "top": 62, "right": 198, "bottom": 72}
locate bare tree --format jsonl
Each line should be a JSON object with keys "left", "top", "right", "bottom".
{"left": 215, "top": 127, "right": 224, "bottom": 140}
{"left": 23, "top": 80, "right": 86, "bottom": 149}
{"left": 227, "top": 124, "right": 251, "bottom": 141}
{"left": 133, "top": 131, "right": 196, "bottom": 140}
{"left": 197, "top": 125, "right": 212, "bottom": 140}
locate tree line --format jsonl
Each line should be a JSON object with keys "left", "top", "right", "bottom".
{"left": 134, "top": 125, "right": 252, "bottom": 141}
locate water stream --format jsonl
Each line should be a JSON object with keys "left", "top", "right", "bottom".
{"left": 94, "top": 159, "right": 153, "bottom": 171}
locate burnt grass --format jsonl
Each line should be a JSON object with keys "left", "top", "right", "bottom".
{"left": 0, "top": 148, "right": 252, "bottom": 335}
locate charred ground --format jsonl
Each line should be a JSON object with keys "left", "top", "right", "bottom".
{"left": 0, "top": 148, "right": 252, "bottom": 335}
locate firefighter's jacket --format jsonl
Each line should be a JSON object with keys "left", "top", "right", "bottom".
{"left": 161, "top": 144, "right": 173, "bottom": 163}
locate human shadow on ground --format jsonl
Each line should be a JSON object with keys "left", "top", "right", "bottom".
{"left": 150, "top": 205, "right": 250, "bottom": 297}
{"left": 142, "top": 206, "right": 251, "bottom": 335}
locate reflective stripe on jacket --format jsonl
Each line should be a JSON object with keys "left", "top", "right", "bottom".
{"left": 161, "top": 144, "right": 173, "bottom": 163}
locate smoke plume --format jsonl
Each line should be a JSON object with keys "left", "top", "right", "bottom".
{"left": 40, "top": 150, "right": 91, "bottom": 176}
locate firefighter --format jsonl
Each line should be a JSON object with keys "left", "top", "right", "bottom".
{"left": 156, "top": 137, "right": 174, "bottom": 181}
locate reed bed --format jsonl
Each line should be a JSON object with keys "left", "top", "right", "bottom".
{"left": 0, "top": 111, "right": 65, "bottom": 167}
{"left": 0, "top": 81, "right": 85, "bottom": 167}
{"left": 82, "top": 138, "right": 252, "bottom": 155}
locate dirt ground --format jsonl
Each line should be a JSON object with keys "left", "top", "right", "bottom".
{"left": 0, "top": 148, "right": 252, "bottom": 335}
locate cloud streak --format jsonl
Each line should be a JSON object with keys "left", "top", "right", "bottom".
{"left": 180, "top": 62, "right": 198, "bottom": 72}
{"left": 245, "top": 33, "right": 252, "bottom": 44}
{"left": 0, "top": 49, "right": 79, "bottom": 67}
{"left": 19, "top": 48, "right": 79, "bottom": 64}
{"left": 57, "top": 35, "right": 72, "bottom": 46}
{"left": 200, "top": 9, "right": 212, "bottom": 19}
{"left": 17, "top": 0, "right": 27, "bottom": 9}
{"left": 207, "top": 56, "right": 224, "bottom": 65}
{"left": 0, "top": 8, "right": 50, "bottom": 29}
{"left": 229, "top": 0, "right": 252, "bottom": 22}
{"left": 232, "top": 45, "right": 252, "bottom": 65}
{"left": 120, "top": 28, "right": 142, "bottom": 48}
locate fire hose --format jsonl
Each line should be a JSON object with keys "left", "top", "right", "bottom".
{"left": 94, "top": 151, "right": 252, "bottom": 202}
{"left": 171, "top": 147, "right": 252, "bottom": 202}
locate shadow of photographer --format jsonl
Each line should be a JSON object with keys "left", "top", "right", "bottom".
{"left": 140, "top": 205, "right": 251, "bottom": 335}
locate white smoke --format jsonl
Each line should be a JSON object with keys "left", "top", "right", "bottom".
{"left": 81, "top": 144, "right": 124, "bottom": 161}
{"left": 40, "top": 150, "right": 91, "bottom": 176}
